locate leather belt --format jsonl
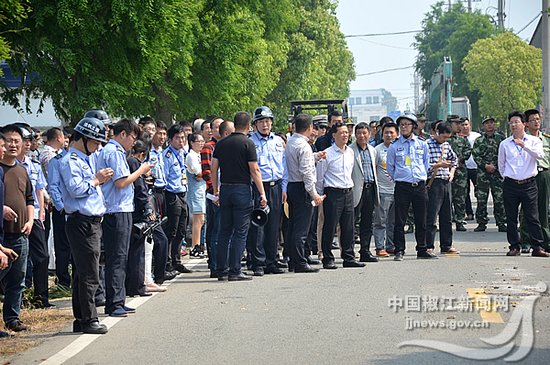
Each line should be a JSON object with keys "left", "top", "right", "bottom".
{"left": 325, "top": 187, "right": 352, "bottom": 193}
{"left": 505, "top": 177, "right": 535, "bottom": 185}
{"left": 363, "top": 182, "right": 375, "bottom": 189}
{"left": 68, "top": 212, "right": 103, "bottom": 223}
{"left": 538, "top": 167, "right": 548, "bottom": 172}
{"left": 153, "top": 187, "right": 165, "bottom": 193}
{"left": 263, "top": 180, "right": 281, "bottom": 187}
{"left": 397, "top": 181, "right": 425, "bottom": 188}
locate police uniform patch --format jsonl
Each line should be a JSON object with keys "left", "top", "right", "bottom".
{"left": 70, "top": 152, "right": 78, "bottom": 160}
{"left": 165, "top": 150, "right": 172, "bottom": 158}
{"left": 55, "top": 154, "right": 63, "bottom": 160}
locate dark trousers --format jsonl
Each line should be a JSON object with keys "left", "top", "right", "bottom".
{"left": 503, "top": 178, "right": 543, "bottom": 249}
{"left": 152, "top": 225, "right": 169, "bottom": 284}
{"left": 393, "top": 182, "right": 428, "bottom": 254}
{"left": 216, "top": 184, "right": 253, "bottom": 276}
{"left": 26, "top": 219, "right": 49, "bottom": 304}
{"left": 465, "top": 168, "right": 477, "bottom": 216}
{"left": 286, "top": 182, "right": 314, "bottom": 269}
{"left": 1, "top": 234, "right": 28, "bottom": 326}
{"left": 426, "top": 179, "right": 453, "bottom": 250}
{"left": 164, "top": 191, "right": 188, "bottom": 267}
{"left": 205, "top": 198, "right": 220, "bottom": 272}
{"left": 355, "top": 184, "right": 376, "bottom": 255}
{"left": 52, "top": 208, "right": 71, "bottom": 287}
{"left": 65, "top": 215, "right": 102, "bottom": 324}
{"left": 305, "top": 206, "right": 318, "bottom": 256}
{"left": 126, "top": 229, "right": 146, "bottom": 296}
{"left": 102, "top": 212, "right": 132, "bottom": 313}
{"left": 322, "top": 188, "right": 355, "bottom": 264}
{"left": 246, "top": 182, "right": 283, "bottom": 269}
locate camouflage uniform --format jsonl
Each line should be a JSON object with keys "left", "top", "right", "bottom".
{"left": 471, "top": 131, "right": 506, "bottom": 226}
{"left": 520, "top": 132, "right": 550, "bottom": 251}
{"left": 448, "top": 133, "right": 471, "bottom": 226}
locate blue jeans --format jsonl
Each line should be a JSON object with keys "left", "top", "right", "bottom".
{"left": 206, "top": 199, "right": 220, "bottom": 271}
{"left": 216, "top": 184, "right": 253, "bottom": 276}
{"left": 0, "top": 234, "right": 29, "bottom": 326}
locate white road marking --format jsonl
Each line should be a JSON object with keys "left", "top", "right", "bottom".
{"left": 41, "top": 259, "right": 206, "bottom": 365}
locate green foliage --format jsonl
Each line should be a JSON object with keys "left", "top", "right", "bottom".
{"left": 0, "top": 0, "right": 354, "bottom": 126}
{"left": 414, "top": 2, "right": 495, "bottom": 125}
{"left": 267, "top": 0, "right": 355, "bottom": 131}
{"left": 0, "top": 0, "right": 30, "bottom": 74}
{"left": 463, "top": 32, "right": 542, "bottom": 128}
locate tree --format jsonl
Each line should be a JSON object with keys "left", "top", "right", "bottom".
{"left": 1, "top": 0, "right": 200, "bottom": 123}
{"left": 267, "top": 0, "right": 355, "bottom": 131}
{"left": 414, "top": 1, "right": 495, "bottom": 125}
{"left": 463, "top": 32, "right": 542, "bottom": 129}
{"left": 381, "top": 88, "right": 397, "bottom": 112}
{"left": 0, "top": 1, "right": 30, "bottom": 75}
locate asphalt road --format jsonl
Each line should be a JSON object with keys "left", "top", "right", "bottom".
{"left": 6, "top": 218, "right": 550, "bottom": 365}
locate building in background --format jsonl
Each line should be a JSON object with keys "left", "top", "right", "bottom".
{"left": 348, "top": 88, "right": 390, "bottom": 123}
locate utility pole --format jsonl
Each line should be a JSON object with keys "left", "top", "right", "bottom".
{"left": 497, "top": 0, "right": 506, "bottom": 30}
{"left": 543, "top": 0, "right": 550, "bottom": 130}
{"left": 468, "top": 0, "right": 472, "bottom": 13}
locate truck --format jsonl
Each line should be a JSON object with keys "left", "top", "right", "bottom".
{"left": 420, "top": 57, "right": 471, "bottom": 122}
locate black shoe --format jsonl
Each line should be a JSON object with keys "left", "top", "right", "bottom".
{"left": 228, "top": 273, "right": 253, "bottom": 281}
{"left": 323, "top": 261, "right": 337, "bottom": 270}
{"left": 217, "top": 275, "right": 228, "bottom": 281}
{"left": 342, "top": 260, "right": 366, "bottom": 268}
{"left": 331, "top": 242, "right": 339, "bottom": 250}
{"left": 264, "top": 265, "right": 285, "bottom": 274}
{"left": 506, "top": 247, "right": 521, "bottom": 256}
{"left": 173, "top": 263, "right": 193, "bottom": 273}
{"left": 394, "top": 252, "right": 404, "bottom": 261}
{"left": 456, "top": 223, "right": 467, "bottom": 232}
{"left": 306, "top": 256, "right": 321, "bottom": 265}
{"left": 417, "top": 250, "right": 438, "bottom": 259}
{"left": 81, "top": 320, "right": 108, "bottom": 335}
{"left": 0, "top": 330, "right": 11, "bottom": 338}
{"left": 498, "top": 225, "right": 507, "bottom": 232}
{"left": 6, "top": 320, "right": 29, "bottom": 332}
{"left": 95, "top": 300, "right": 106, "bottom": 307}
{"left": 253, "top": 267, "right": 264, "bottom": 277}
{"left": 275, "top": 260, "right": 288, "bottom": 269}
{"left": 163, "top": 271, "right": 178, "bottom": 281}
{"left": 294, "top": 265, "right": 320, "bottom": 273}
{"left": 41, "top": 301, "right": 56, "bottom": 309}
{"left": 210, "top": 271, "right": 219, "bottom": 278}
{"left": 359, "top": 252, "right": 379, "bottom": 262}
{"left": 474, "top": 224, "right": 486, "bottom": 232}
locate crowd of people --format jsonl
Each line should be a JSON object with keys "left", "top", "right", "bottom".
{"left": 0, "top": 106, "right": 549, "bottom": 337}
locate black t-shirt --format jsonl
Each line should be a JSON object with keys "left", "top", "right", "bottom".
{"left": 213, "top": 133, "right": 257, "bottom": 184}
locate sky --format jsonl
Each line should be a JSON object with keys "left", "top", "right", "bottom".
{"left": 336, "top": 0, "right": 542, "bottom": 110}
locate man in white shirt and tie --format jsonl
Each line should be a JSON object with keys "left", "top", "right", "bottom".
{"left": 498, "top": 110, "right": 550, "bottom": 257}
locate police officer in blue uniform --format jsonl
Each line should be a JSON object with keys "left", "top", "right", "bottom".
{"left": 162, "top": 124, "right": 192, "bottom": 274}
{"left": 96, "top": 119, "right": 152, "bottom": 317}
{"left": 145, "top": 120, "right": 174, "bottom": 283}
{"left": 246, "top": 106, "right": 286, "bottom": 276}
{"left": 386, "top": 113, "right": 437, "bottom": 261}
{"left": 59, "top": 117, "right": 113, "bottom": 334}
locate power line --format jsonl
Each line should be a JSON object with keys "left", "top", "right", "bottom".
{"left": 345, "top": 30, "right": 421, "bottom": 38}
{"left": 356, "top": 66, "right": 415, "bottom": 77}
{"left": 515, "top": 12, "right": 542, "bottom": 35}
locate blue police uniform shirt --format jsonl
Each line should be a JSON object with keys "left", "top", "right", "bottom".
{"left": 148, "top": 146, "right": 167, "bottom": 188}
{"left": 162, "top": 145, "right": 188, "bottom": 194}
{"left": 59, "top": 148, "right": 106, "bottom": 217}
{"left": 47, "top": 149, "right": 67, "bottom": 211}
{"left": 96, "top": 139, "right": 134, "bottom": 213}
{"left": 386, "top": 135, "right": 430, "bottom": 183}
{"left": 20, "top": 156, "right": 47, "bottom": 219}
{"left": 250, "top": 131, "right": 286, "bottom": 181}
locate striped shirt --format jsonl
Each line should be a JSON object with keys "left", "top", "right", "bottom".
{"left": 427, "top": 136, "right": 458, "bottom": 180}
